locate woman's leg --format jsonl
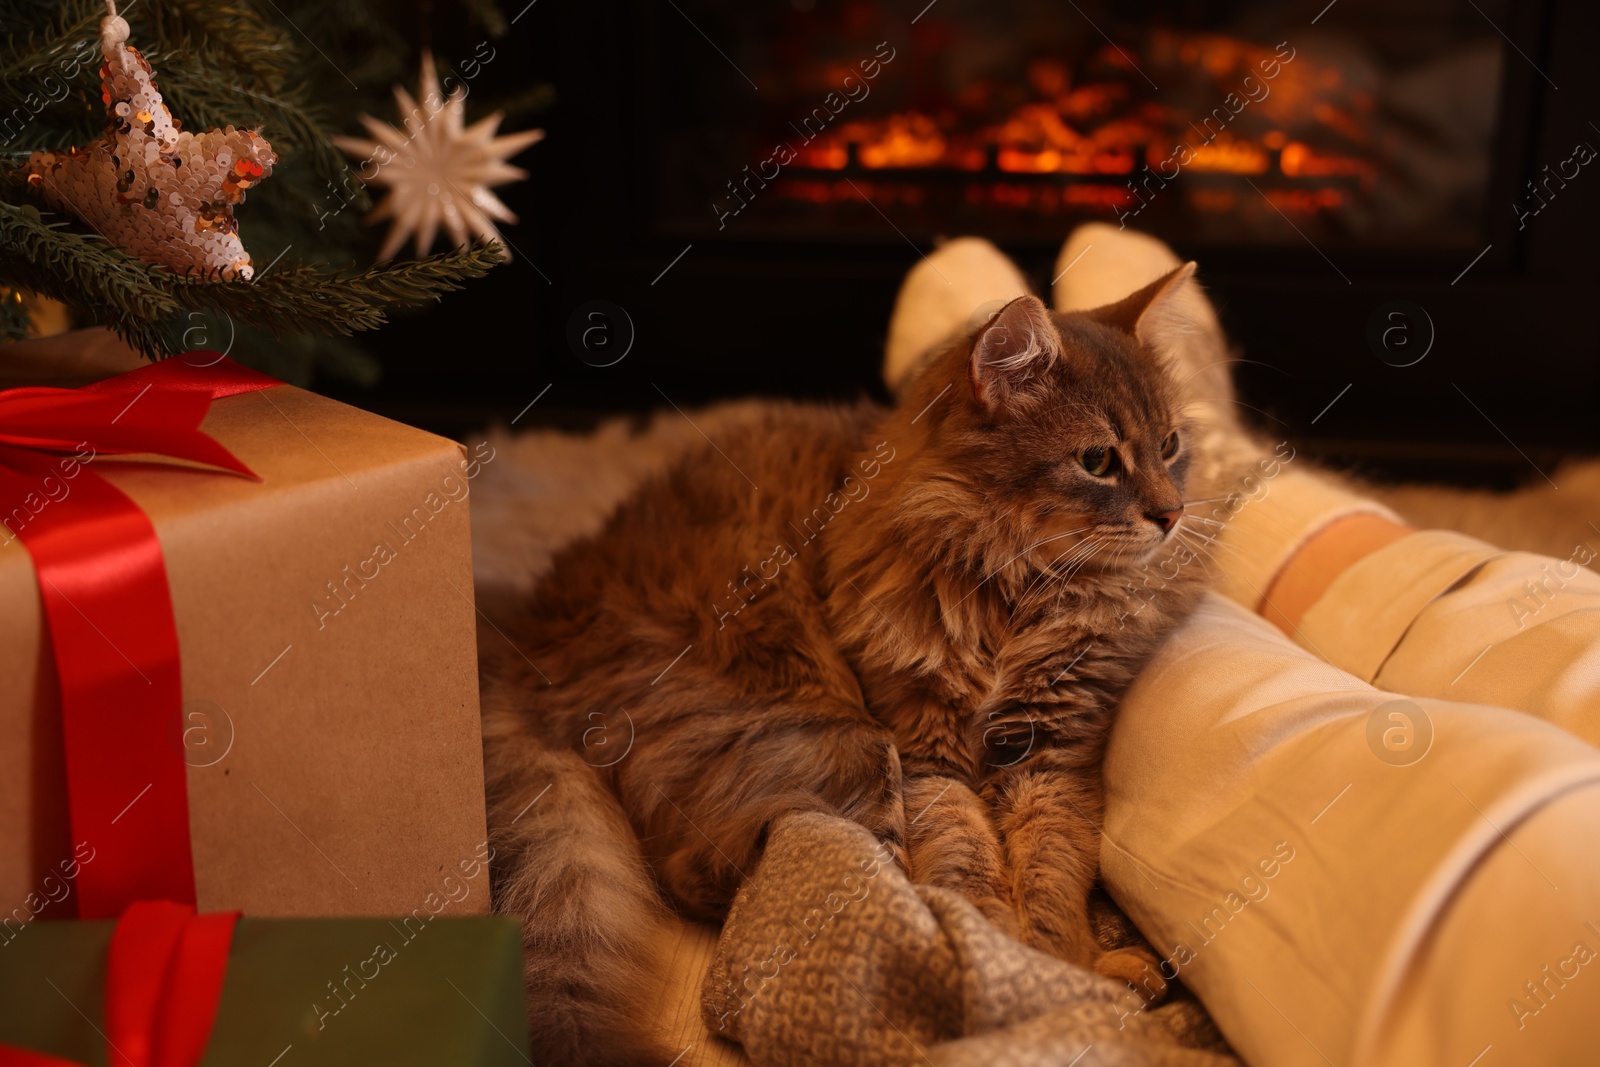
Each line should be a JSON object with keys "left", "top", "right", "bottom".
{"left": 1103, "top": 593, "right": 1600, "bottom": 1067}
{"left": 1366, "top": 779, "right": 1600, "bottom": 1065}
{"left": 1295, "top": 531, "right": 1600, "bottom": 745}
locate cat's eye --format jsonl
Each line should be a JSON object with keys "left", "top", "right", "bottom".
{"left": 1078, "top": 446, "right": 1117, "bottom": 477}
{"left": 1160, "top": 431, "right": 1180, "bottom": 460}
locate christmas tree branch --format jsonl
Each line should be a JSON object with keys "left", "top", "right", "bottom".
{"left": 138, "top": 0, "right": 295, "bottom": 90}
{"left": 155, "top": 60, "right": 353, "bottom": 191}
{"left": 0, "top": 201, "right": 184, "bottom": 356}
{"left": 0, "top": 8, "right": 102, "bottom": 101}
{"left": 2, "top": 1, "right": 296, "bottom": 97}
{"left": 1, "top": 172, "right": 501, "bottom": 359}
{"left": 0, "top": 201, "right": 180, "bottom": 324}
{"left": 172, "top": 242, "right": 503, "bottom": 338}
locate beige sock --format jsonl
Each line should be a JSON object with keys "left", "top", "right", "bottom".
{"left": 883, "top": 237, "right": 1030, "bottom": 394}
{"left": 1203, "top": 461, "right": 1402, "bottom": 610}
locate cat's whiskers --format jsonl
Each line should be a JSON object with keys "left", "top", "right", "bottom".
{"left": 1192, "top": 493, "right": 1307, "bottom": 542}
{"left": 1172, "top": 525, "right": 1217, "bottom": 557}
{"left": 1178, "top": 515, "right": 1241, "bottom": 539}
{"left": 1006, "top": 545, "right": 1082, "bottom": 621}
{"left": 1112, "top": 540, "right": 1133, "bottom": 573}
{"left": 1009, "top": 535, "right": 1108, "bottom": 622}
{"left": 1171, "top": 546, "right": 1222, "bottom": 583}
{"left": 1053, "top": 533, "right": 1108, "bottom": 578}
{"left": 1056, "top": 540, "right": 1106, "bottom": 587}
{"left": 998, "top": 527, "right": 1096, "bottom": 575}
{"left": 959, "top": 527, "right": 1095, "bottom": 606}
{"left": 1011, "top": 541, "right": 1087, "bottom": 612}
{"left": 1007, "top": 553, "right": 1077, "bottom": 626}
{"left": 1052, "top": 538, "right": 1112, "bottom": 593}
{"left": 1181, "top": 519, "right": 1231, "bottom": 544}
{"left": 1175, "top": 521, "right": 1222, "bottom": 545}
{"left": 1087, "top": 544, "right": 1133, "bottom": 609}
{"left": 1184, "top": 524, "right": 1228, "bottom": 550}
{"left": 1176, "top": 527, "right": 1241, "bottom": 570}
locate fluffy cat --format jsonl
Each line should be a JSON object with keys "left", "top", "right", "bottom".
{"left": 479, "top": 266, "right": 1213, "bottom": 1065}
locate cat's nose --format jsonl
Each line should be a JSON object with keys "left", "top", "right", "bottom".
{"left": 1147, "top": 508, "right": 1183, "bottom": 534}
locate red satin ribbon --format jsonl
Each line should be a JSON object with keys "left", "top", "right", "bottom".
{"left": 0, "top": 902, "right": 240, "bottom": 1067}
{"left": 0, "top": 352, "right": 276, "bottom": 918}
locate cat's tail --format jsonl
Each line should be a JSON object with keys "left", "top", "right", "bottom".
{"left": 484, "top": 729, "right": 675, "bottom": 1067}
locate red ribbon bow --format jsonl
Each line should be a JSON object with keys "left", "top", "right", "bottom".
{"left": 0, "top": 352, "right": 276, "bottom": 918}
{"left": 0, "top": 902, "right": 240, "bottom": 1067}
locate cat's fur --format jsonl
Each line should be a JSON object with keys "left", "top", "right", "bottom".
{"left": 480, "top": 268, "right": 1212, "bottom": 1065}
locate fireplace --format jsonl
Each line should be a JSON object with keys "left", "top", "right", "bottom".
{"left": 662, "top": 6, "right": 1495, "bottom": 251}
{"left": 367, "top": 0, "right": 1599, "bottom": 484}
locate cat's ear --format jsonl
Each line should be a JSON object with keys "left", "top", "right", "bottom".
{"left": 1088, "top": 262, "right": 1200, "bottom": 356}
{"left": 969, "top": 295, "right": 1061, "bottom": 415}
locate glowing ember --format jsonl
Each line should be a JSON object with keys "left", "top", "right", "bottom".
{"left": 1182, "top": 136, "right": 1271, "bottom": 174}
{"left": 771, "top": 29, "right": 1379, "bottom": 220}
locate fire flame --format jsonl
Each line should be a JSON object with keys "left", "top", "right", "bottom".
{"left": 776, "top": 30, "right": 1377, "bottom": 218}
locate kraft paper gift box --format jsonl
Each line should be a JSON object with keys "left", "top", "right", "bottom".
{"left": 0, "top": 330, "right": 494, "bottom": 921}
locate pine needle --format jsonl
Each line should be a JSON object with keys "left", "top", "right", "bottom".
{"left": 0, "top": 0, "right": 519, "bottom": 377}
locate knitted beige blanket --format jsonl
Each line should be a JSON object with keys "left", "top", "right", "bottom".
{"left": 702, "top": 811, "right": 1235, "bottom": 1067}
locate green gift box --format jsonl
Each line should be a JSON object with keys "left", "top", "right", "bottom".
{"left": 0, "top": 915, "right": 529, "bottom": 1066}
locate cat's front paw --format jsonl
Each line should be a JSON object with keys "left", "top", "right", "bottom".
{"left": 902, "top": 775, "right": 1018, "bottom": 935}
{"left": 1094, "top": 945, "right": 1169, "bottom": 1005}
{"left": 917, "top": 859, "right": 1018, "bottom": 937}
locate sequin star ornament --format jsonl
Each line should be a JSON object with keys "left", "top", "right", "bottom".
{"left": 25, "top": 1, "right": 276, "bottom": 281}
{"left": 333, "top": 53, "right": 543, "bottom": 262}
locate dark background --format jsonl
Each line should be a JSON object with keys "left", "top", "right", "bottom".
{"left": 322, "top": 0, "right": 1600, "bottom": 489}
